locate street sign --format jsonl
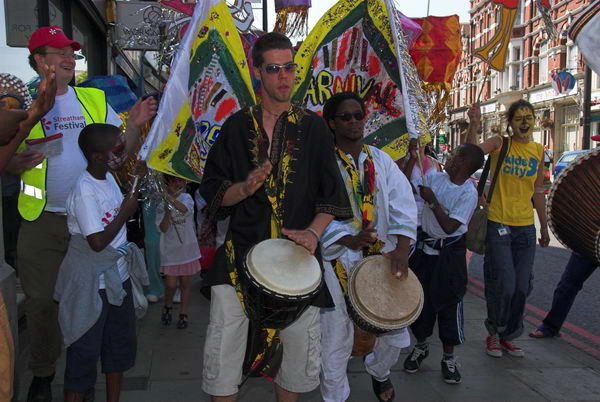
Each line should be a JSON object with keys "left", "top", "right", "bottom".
{"left": 4, "top": 0, "right": 62, "bottom": 47}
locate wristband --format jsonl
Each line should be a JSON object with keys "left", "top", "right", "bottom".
{"left": 427, "top": 200, "right": 438, "bottom": 209}
{"left": 306, "top": 227, "right": 320, "bottom": 242}
{"left": 239, "top": 182, "right": 249, "bottom": 198}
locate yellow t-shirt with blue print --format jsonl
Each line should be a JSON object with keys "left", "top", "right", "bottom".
{"left": 488, "top": 137, "right": 543, "bottom": 226}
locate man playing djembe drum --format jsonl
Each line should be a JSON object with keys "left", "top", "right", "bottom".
{"left": 319, "top": 92, "right": 418, "bottom": 402}
{"left": 199, "top": 32, "right": 351, "bottom": 401}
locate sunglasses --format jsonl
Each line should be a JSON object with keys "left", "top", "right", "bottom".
{"left": 261, "top": 62, "right": 298, "bottom": 75}
{"left": 336, "top": 112, "right": 365, "bottom": 122}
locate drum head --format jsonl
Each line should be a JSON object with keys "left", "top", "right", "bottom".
{"left": 349, "top": 255, "right": 423, "bottom": 330}
{"left": 246, "top": 239, "right": 322, "bottom": 297}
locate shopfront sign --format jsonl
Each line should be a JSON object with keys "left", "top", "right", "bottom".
{"left": 481, "top": 102, "right": 496, "bottom": 114}
{"left": 530, "top": 83, "right": 578, "bottom": 104}
{"left": 4, "top": 0, "right": 62, "bottom": 47}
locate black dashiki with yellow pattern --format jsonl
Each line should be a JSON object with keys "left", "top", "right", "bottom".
{"left": 199, "top": 103, "right": 352, "bottom": 308}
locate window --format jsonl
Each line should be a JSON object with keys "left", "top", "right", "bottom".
{"left": 567, "top": 45, "right": 579, "bottom": 73}
{"left": 512, "top": 46, "right": 520, "bottom": 62}
{"left": 594, "top": 72, "right": 600, "bottom": 90}
{"left": 539, "top": 42, "right": 549, "bottom": 83}
{"left": 515, "top": 0, "right": 523, "bottom": 25}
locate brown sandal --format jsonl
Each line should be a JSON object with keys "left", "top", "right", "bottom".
{"left": 529, "top": 329, "right": 559, "bottom": 338}
{"left": 371, "top": 376, "right": 395, "bottom": 402}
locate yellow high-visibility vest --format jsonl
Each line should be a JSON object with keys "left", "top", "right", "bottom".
{"left": 18, "top": 86, "right": 108, "bottom": 221}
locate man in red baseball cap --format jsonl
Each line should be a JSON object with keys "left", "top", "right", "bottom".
{"left": 8, "top": 26, "right": 157, "bottom": 402}
{"left": 27, "top": 26, "right": 82, "bottom": 98}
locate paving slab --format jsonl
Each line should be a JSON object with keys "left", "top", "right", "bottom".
{"left": 150, "top": 348, "right": 204, "bottom": 381}
{"left": 508, "top": 367, "right": 600, "bottom": 401}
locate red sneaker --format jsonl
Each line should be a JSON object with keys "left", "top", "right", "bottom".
{"left": 500, "top": 339, "right": 525, "bottom": 357}
{"left": 486, "top": 335, "right": 503, "bottom": 358}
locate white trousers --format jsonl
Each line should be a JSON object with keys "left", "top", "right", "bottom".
{"left": 202, "top": 285, "right": 321, "bottom": 397}
{"left": 320, "top": 263, "right": 410, "bottom": 402}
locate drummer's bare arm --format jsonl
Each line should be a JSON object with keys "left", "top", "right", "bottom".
{"left": 466, "top": 103, "right": 501, "bottom": 155}
{"left": 282, "top": 213, "right": 334, "bottom": 255}
{"left": 382, "top": 235, "right": 411, "bottom": 280}
{"left": 418, "top": 185, "right": 461, "bottom": 234}
{"left": 221, "top": 161, "right": 273, "bottom": 206}
{"left": 533, "top": 164, "right": 550, "bottom": 247}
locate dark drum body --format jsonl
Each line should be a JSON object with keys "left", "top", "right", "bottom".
{"left": 547, "top": 148, "right": 600, "bottom": 265}
{"left": 241, "top": 239, "right": 322, "bottom": 329}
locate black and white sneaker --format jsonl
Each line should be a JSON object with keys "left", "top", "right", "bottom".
{"left": 441, "top": 358, "right": 461, "bottom": 384}
{"left": 403, "top": 344, "right": 429, "bottom": 373}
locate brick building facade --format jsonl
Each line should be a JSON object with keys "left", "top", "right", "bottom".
{"left": 448, "top": 0, "right": 600, "bottom": 157}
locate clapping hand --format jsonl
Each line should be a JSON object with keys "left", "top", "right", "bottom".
{"left": 242, "top": 160, "right": 272, "bottom": 197}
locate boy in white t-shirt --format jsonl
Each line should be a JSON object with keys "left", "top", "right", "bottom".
{"left": 403, "top": 144, "right": 484, "bottom": 385}
{"left": 58, "top": 123, "right": 140, "bottom": 400}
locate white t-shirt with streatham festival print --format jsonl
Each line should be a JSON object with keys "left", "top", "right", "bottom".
{"left": 66, "top": 171, "right": 129, "bottom": 289}
{"left": 42, "top": 86, "right": 121, "bottom": 212}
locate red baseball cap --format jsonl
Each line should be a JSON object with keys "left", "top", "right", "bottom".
{"left": 28, "top": 26, "right": 81, "bottom": 52}
{"left": 592, "top": 134, "right": 600, "bottom": 142}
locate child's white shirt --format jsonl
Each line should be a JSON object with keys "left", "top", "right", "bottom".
{"left": 412, "top": 171, "right": 478, "bottom": 240}
{"left": 66, "top": 170, "right": 129, "bottom": 289}
{"left": 156, "top": 193, "right": 201, "bottom": 266}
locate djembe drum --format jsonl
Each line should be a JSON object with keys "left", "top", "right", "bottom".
{"left": 547, "top": 147, "right": 600, "bottom": 265}
{"left": 242, "top": 238, "right": 322, "bottom": 329}
{"left": 347, "top": 255, "right": 424, "bottom": 355}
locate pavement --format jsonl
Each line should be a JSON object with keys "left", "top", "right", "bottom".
{"left": 15, "top": 275, "right": 600, "bottom": 402}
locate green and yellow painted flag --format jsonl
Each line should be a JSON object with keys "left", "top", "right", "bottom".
{"left": 140, "top": 0, "right": 255, "bottom": 181}
{"left": 292, "top": 0, "right": 424, "bottom": 161}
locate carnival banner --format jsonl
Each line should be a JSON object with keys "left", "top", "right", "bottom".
{"left": 292, "top": 0, "right": 424, "bottom": 161}
{"left": 139, "top": 0, "right": 256, "bottom": 181}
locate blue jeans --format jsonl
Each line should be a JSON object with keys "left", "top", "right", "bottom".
{"left": 538, "top": 252, "right": 597, "bottom": 336}
{"left": 483, "top": 221, "right": 536, "bottom": 340}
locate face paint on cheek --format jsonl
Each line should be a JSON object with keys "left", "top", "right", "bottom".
{"left": 107, "top": 134, "right": 127, "bottom": 171}
{"left": 510, "top": 108, "right": 535, "bottom": 138}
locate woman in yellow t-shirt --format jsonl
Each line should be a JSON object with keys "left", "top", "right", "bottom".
{"left": 467, "top": 99, "right": 549, "bottom": 359}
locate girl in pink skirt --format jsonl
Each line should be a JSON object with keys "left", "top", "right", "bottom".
{"left": 157, "top": 175, "right": 202, "bottom": 329}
